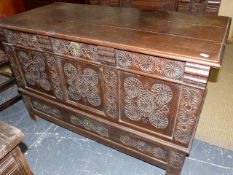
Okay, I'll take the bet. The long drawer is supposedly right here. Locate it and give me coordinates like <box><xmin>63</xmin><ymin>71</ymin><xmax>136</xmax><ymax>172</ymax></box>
<box><xmin>21</xmin><ymin>92</ymin><xmax>188</xmax><ymax>171</ymax></box>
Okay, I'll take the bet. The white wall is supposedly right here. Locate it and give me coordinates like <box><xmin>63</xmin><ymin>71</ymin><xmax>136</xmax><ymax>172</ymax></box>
<box><xmin>218</xmin><ymin>0</ymin><xmax>233</xmax><ymax>41</ymax></box>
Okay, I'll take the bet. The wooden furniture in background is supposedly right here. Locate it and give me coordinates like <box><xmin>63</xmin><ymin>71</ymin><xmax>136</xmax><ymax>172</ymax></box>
<box><xmin>88</xmin><ymin>0</ymin><xmax>222</xmax><ymax>16</ymax></box>
<box><xmin>23</xmin><ymin>0</ymin><xmax>86</xmax><ymax>10</ymax></box>
<box><xmin>0</xmin><ymin>3</ymin><xmax>230</xmax><ymax>174</ymax></box>
<box><xmin>0</xmin><ymin>47</ymin><xmax>21</xmax><ymax>111</ymax></box>
<box><xmin>0</xmin><ymin>121</ymin><xmax>32</xmax><ymax>175</ymax></box>
<box><xmin>0</xmin><ymin>0</ymin><xmax>24</xmax><ymax>16</ymax></box>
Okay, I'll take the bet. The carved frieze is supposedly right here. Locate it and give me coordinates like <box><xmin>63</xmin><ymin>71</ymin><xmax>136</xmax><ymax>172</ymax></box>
<box><xmin>70</xmin><ymin>115</ymin><xmax>109</xmax><ymax>137</ymax></box>
<box><xmin>103</xmin><ymin>69</ymin><xmax>118</xmax><ymax>119</ymax></box>
<box><xmin>173</xmin><ymin>86</ymin><xmax>203</xmax><ymax>144</ymax></box>
<box><xmin>17</xmin><ymin>50</ymin><xmax>51</xmax><ymax>91</ymax></box>
<box><xmin>116</xmin><ymin>50</ymin><xmax>185</xmax><ymax>80</ymax></box>
<box><xmin>63</xmin><ymin>62</ymin><xmax>101</xmax><ymax>107</ymax></box>
<box><xmin>32</xmin><ymin>101</ymin><xmax>62</xmax><ymax>119</ymax></box>
<box><xmin>123</xmin><ymin>77</ymin><xmax>173</xmax><ymax>129</ymax></box>
<box><xmin>3</xmin><ymin>29</ymin><xmax>52</xmax><ymax>51</ymax></box>
<box><xmin>51</xmin><ymin>38</ymin><xmax>116</xmax><ymax>65</ymax></box>
<box><xmin>120</xmin><ymin>135</ymin><xmax>166</xmax><ymax>160</ymax></box>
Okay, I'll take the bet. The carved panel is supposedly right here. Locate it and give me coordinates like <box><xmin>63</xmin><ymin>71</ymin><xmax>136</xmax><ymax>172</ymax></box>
<box><xmin>120</xmin><ymin>72</ymin><xmax>180</xmax><ymax>136</ymax></box>
<box><xmin>17</xmin><ymin>49</ymin><xmax>52</xmax><ymax>91</ymax></box>
<box><xmin>62</xmin><ymin>59</ymin><xmax>103</xmax><ymax>109</ymax></box>
<box><xmin>116</xmin><ymin>50</ymin><xmax>185</xmax><ymax>80</ymax></box>
<box><xmin>70</xmin><ymin>115</ymin><xmax>109</xmax><ymax>137</ymax></box>
<box><xmin>3</xmin><ymin>44</ymin><xmax>24</xmax><ymax>87</ymax></box>
<box><xmin>103</xmin><ymin>69</ymin><xmax>118</xmax><ymax>119</ymax></box>
<box><xmin>14</xmin><ymin>48</ymin><xmax>63</xmax><ymax>99</ymax></box>
<box><xmin>120</xmin><ymin>135</ymin><xmax>167</xmax><ymax>160</ymax></box>
<box><xmin>32</xmin><ymin>100</ymin><xmax>62</xmax><ymax>119</ymax></box>
<box><xmin>173</xmin><ymin>86</ymin><xmax>204</xmax><ymax>145</ymax></box>
<box><xmin>3</xmin><ymin>29</ymin><xmax>52</xmax><ymax>51</ymax></box>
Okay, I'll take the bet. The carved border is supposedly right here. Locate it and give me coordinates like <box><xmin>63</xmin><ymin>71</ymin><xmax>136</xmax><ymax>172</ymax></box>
<box><xmin>70</xmin><ymin>115</ymin><xmax>109</xmax><ymax>137</ymax></box>
<box><xmin>120</xmin><ymin>135</ymin><xmax>167</xmax><ymax>160</ymax></box>
<box><xmin>46</xmin><ymin>55</ymin><xmax>64</xmax><ymax>100</ymax></box>
<box><xmin>103</xmin><ymin>69</ymin><xmax>118</xmax><ymax>119</ymax></box>
<box><xmin>32</xmin><ymin>100</ymin><xmax>63</xmax><ymax>119</ymax></box>
<box><xmin>173</xmin><ymin>86</ymin><xmax>203</xmax><ymax>145</ymax></box>
<box><xmin>116</xmin><ymin>50</ymin><xmax>185</xmax><ymax>80</ymax></box>
<box><xmin>3</xmin><ymin>29</ymin><xmax>53</xmax><ymax>52</ymax></box>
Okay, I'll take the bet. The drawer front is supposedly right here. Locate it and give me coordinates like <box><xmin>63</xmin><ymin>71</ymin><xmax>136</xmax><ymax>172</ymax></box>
<box><xmin>27</xmin><ymin>95</ymin><xmax>169</xmax><ymax>164</ymax></box>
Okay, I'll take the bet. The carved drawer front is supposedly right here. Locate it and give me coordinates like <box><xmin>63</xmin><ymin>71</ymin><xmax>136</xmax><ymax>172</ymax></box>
<box><xmin>68</xmin><ymin>112</ymin><xmax>169</xmax><ymax>163</ymax></box>
<box><xmin>14</xmin><ymin>47</ymin><xmax>64</xmax><ymax>100</ymax></box>
<box><xmin>119</xmin><ymin>71</ymin><xmax>181</xmax><ymax>137</ymax></box>
<box><xmin>29</xmin><ymin>97</ymin><xmax>65</xmax><ymax>121</ymax></box>
<box><xmin>25</xmin><ymin>94</ymin><xmax>170</xmax><ymax>164</ymax></box>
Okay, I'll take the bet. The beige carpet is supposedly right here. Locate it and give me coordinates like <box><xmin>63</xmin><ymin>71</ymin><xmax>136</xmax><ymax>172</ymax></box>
<box><xmin>195</xmin><ymin>42</ymin><xmax>233</xmax><ymax>151</ymax></box>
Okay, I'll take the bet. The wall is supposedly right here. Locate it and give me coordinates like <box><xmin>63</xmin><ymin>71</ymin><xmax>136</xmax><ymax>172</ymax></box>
<box><xmin>219</xmin><ymin>0</ymin><xmax>233</xmax><ymax>41</ymax></box>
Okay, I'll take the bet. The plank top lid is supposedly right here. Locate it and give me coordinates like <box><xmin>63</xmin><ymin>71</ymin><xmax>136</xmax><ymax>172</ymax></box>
<box><xmin>0</xmin><ymin>2</ymin><xmax>231</xmax><ymax>67</ymax></box>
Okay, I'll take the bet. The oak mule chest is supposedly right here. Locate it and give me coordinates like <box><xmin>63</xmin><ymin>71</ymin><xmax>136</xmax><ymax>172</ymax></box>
<box><xmin>0</xmin><ymin>3</ymin><xmax>231</xmax><ymax>175</ymax></box>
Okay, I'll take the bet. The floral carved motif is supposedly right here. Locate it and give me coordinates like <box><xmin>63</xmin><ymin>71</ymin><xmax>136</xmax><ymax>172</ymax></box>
<box><xmin>103</xmin><ymin>69</ymin><xmax>118</xmax><ymax>119</ymax></box>
<box><xmin>63</xmin><ymin>63</ymin><xmax>101</xmax><ymax>107</ymax></box>
<box><xmin>116</xmin><ymin>50</ymin><xmax>185</xmax><ymax>79</ymax></box>
<box><xmin>174</xmin><ymin>87</ymin><xmax>202</xmax><ymax>144</ymax></box>
<box><xmin>123</xmin><ymin>77</ymin><xmax>173</xmax><ymax>129</ymax></box>
<box><xmin>70</xmin><ymin>115</ymin><xmax>108</xmax><ymax>137</ymax></box>
<box><xmin>46</xmin><ymin>55</ymin><xmax>63</xmax><ymax>100</ymax></box>
<box><xmin>3</xmin><ymin>29</ymin><xmax>52</xmax><ymax>51</ymax></box>
<box><xmin>18</xmin><ymin>50</ymin><xmax>51</xmax><ymax>91</ymax></box>
<box><xmin>51</xmin><ymin>38</ymin><xmax>99</xmax><ymax>60</ymax></box>
<box><xmin>120</xmin><ymin>135</ymin><xmax>166</xmax><ymax>160</ymax></box>
<box><xmin>32</xmin><ymin>101</ymin><xmax>62</xmax><ymax>119</ymax></box>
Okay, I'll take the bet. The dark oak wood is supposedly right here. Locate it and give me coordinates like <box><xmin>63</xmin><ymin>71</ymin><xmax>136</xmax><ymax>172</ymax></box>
<box><xmin>88</xmin><ymin>0</ymin><xmax>222</xmax><ymax>16</ymax></box>
<box><xmin>0</xmin><ymin>121</ymin><xmax>32</xmax><ymax>175</ymax></box>
<box><xmin>0</xmin><ymin>3</ymin><xmax>230</xmax><ymax>175</ymax></box>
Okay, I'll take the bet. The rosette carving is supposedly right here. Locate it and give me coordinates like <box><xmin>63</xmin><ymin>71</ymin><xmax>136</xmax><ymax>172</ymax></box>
<box><xmin>123</xmin><ymin>77</ymin><xmax>173</xmax><ymax>129</ymax></box>
<box><xmin>116</xmin><ymin>50</ymin><xmax>185</xmax><ymax>80</ymax></box>
<box><xmin>63</xmin><ymin>63</ymin><xmax>101</xmax><ymax>107</ymax></box>
<box><xmin>18</xmin><ymin>51</ymin><xmax>51</xmax><ymax>91</ymax></box>
<box><xmin>174</xmin><ymin>87</ymin><xmax>202</xmax><ymax>144</ymax></box>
